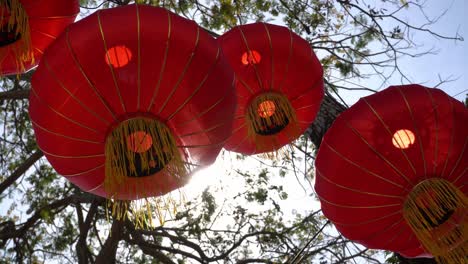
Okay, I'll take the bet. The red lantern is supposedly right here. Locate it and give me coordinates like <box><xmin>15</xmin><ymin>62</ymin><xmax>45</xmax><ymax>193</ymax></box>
<box><xmin>0</xmin><ymin>0</ymin><xmax>79</xmax><ymax>75</ymax></box>
<box><xmin>29</xmin><ymin>5</ymin><xmax>235</xmax><ymax>203</ymax></box>
<box><xmin>315</xmin><ymin>85</ymin><xmax>467</xmax><ymax>262</ymax></box>
<box><xmin>219</xmin><ymin>23</ymin><xmax>324</xmax><ymax>155</ymax></box>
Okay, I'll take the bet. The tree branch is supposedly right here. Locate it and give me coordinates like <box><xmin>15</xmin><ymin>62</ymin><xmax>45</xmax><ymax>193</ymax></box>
<box><xmin>0</xmin><ymin>89</ymin><xmax>30</xmax><ymax>101</ymax></box>
<box><xmin>0</xmin><ymin>149</ymin><xmax>43</xmax><ymax>195</ymax></box>
<box><xmin>95</xmin><ymin>220</ymin><xmax>124</xmax><ymax>264</ymax></box>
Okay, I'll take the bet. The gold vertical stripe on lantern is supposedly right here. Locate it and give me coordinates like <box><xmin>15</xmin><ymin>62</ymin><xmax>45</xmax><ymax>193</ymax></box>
<box><xmin>0</xmin><ymin>0</ymin><xmax>33</xmax><ymax>72</ymax></box>
<box><xmin>104</xmin><ymin>117</ymin><xmax>187</xmax><ymax>198</ymax></box>
<box><xmin>403</xmin><ymin>178</ymin><xmax>467</xmax><ymax>264</ymax></box>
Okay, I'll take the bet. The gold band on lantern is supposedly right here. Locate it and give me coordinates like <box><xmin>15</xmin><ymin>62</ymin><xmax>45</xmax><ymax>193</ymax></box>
<box><xmin>245</xmin><ymin>92</ymin><xmax>299</xmax><ymax>156</ymax></box>
<box><xmin>403</xmin><ymin>178</ymin><xmax>467</xmax><ymax>264</ymax></box>
<box><xmin>0</xmin><ymin>0</ymin><xmax>33</xmax><ymax>72</ymax></box>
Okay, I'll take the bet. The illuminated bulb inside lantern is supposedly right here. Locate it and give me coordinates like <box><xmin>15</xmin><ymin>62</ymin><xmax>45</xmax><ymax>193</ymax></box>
<box><xmin>105</xmin><ymin>45</ymin><xmax>132</xmax><ymax>68</ymax></box>
<box><xmin>257</xmin><ymin>100</ymin><xmax>276</xmax><ymax>118</ymax></box>
<box><xmin>241</xmin><ymin>50</ymin><xmax>261</xmax><ymax>65</ymax></box>
<box><xmin>392</xmin><ymin>129</ymin><xmax>415</xmax><ymax>149</ymax></box>
<box><xmin>126</xmin><ymin>131</ymin><xmax>153</xmax><ymax>153</ymax></box>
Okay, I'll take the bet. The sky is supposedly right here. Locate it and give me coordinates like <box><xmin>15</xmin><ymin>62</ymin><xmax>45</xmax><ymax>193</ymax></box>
<box><xmin>336</xmin><ymin>0</ymin><xmax>467</xmax><ymax>105</ymax></box>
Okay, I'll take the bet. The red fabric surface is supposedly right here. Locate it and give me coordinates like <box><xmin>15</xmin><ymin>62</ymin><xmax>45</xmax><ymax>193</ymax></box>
<box><xmin>0</xmin><ymin>0</ymin><xmax>79</xmax><ymax>75</ymax></box>
<box><xmin>29</xmin><ymin>4</ymin><xmax>235</xmax><ymax>200</ymax></box>
<box><xmin>219</xmin><ymin>23</ymin><xmax>324</xmax><ymax>154</ymax></box>
<box><xmin>315</xmin><ymin>84</ymin><xmax>468</xmax><ymax>257</ymax></box>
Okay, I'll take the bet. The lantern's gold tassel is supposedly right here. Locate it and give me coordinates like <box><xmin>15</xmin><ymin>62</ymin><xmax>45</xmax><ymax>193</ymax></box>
<box><xmin>104</xmin><ymin>118</ymin><xmax>187</xmax><ymax>227</ymax></box>
<box><xmin>245</xmin><ymin>92</ymin><xmax>299</xmax><ymax>157</ymax></box>
<box><xmin>0</xmin><ymin>0</ymin><xmax>33</xmax><ymax>73</ymax></box>
<box><xmin>403</xmin><ymin>178</ymin><xmax>467</xmax><ymax>264</ymax></box>
<box><xmin>107</xmin><ymin>190</ymin><xmax>187</xmax><ymax>229</ymax></box>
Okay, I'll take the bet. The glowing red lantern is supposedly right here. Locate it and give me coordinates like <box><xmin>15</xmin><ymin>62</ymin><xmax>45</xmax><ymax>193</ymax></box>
<box><xmin>29</xmin><ymin>5</ymin><xmax>235</xmax><ymax>202</ymax></box>
<box><xmin>315</xmin><ymin>85</ymin><xmax>467</xmax><ymax>262</ymax></box>
<box><xmin>219</xmin><ymin>23</ymin><xmax>324</xmax><ymax>155</ymax></box>
<box><xmin>0</xmin><ymin>0</ymin><xmax>79</xmax><ymax>75</ymax></box>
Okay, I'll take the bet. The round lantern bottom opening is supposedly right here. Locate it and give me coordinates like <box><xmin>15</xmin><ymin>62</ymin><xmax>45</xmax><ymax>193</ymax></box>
<box><xmin>254</xmin><ymin>115</ymin><xmax>289</xmax><ymax>136</ymax></box>
<box><xmin>0</xmin><ymin>24</ymin><xmax>21</xmax><ymax>47</ymax></box>
<box><xmin>418</xmin><ymin>206</ymin><xmax>454</xmax><ymax>228</ymax></box>
<box><xmin>247</xmin><ymin>93</ymin><xmax>294</xmax><ymax>137</ymax></box>
<box><xmin>125</xmin><ymin>151</ymin><xmax>173</xmax><ymax>178</ymax></box>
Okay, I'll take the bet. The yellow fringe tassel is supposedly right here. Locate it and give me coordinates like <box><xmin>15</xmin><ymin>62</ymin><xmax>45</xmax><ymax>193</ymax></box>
<box><xmin>107</xmin><ymin>189</ymin><xmax>187</xmax><ymax>229</ymax></box>
<box><xmin>104</xmin><ymin>117</ymin><xmax>188</xmax><ymax>226</ymax></box>
<box><xmin>246</xmin><ymin>92</ymin><xmax>299</xmax><ymax>156</ymax></box>
<box><xmin>403</xmin><ymin>178</ymin><xmax>467</xmax><ymax>264</ymax></box>
<box><xmin>0</xmin><ymin>0</ymin><xmax>33</xmax><ymax>73</ymax></box>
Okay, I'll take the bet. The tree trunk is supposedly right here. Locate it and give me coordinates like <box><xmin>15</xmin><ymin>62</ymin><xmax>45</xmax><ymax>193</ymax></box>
<box><xmin>95</xmin><ymin>220</ymin><xmax>123</xmax><ymax>264</ymax></box>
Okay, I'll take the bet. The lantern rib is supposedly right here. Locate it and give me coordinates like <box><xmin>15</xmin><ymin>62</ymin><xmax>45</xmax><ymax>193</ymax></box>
<box><xmin>424</xmin><ymin>88</ymin><xmax>439</xmax><ymax>176</ymax></box>
<box><xmin>147</xmin><ymin>10</ymin><xmax>171</xmax><ymax>112</ymax></box>
<box><xmin>361</xmin><ymin>98</ymin><xmax>417</xmax><ymax>176</ymax></box>
<box><xmin>179</xmin><ymin>121</ymin><xmax>229</xmax><ymax>138</ymax></box>
<box><xmin>447</xmin><ymin>138</ymin><xmax>467</xmax><ymax>181</ymax></box>
<box><xmin>167</xmin><ymin>46</ymin><xmax>221</xmax><ymax>121</ymax></box>
<box><xmin>399</xmin><ymin>229</ymin><xmax>415</xmax><ymax>251</ymax></box>
<box><xmin>156</xmin><ymin>25</ymin><xmax>200</xmax><ymax>115</ymax></box>
<box><xmin>30</xmin><ymin>119</ymin><xmax>102</xmax><ymax>144</ymax></box>
<box><xmin>349</xmin><ymin>217</ymin><xmax>407</xmax><ymax>251</ymax></box>
<box><xmin>328</xmin><ymin>210</ymin><xmax>400</xmax><ymax>226</ymax></box>
<box><xmin>294</xmin><ymin>104</ymin><xmax>320</xmax><ymax>111</ymax></box>
<box><xmin>230</xmin><ymin>120</ymin><xmax>246</xmax><ymax>134</ymax></box>
<box><xmin>238</xmin><ymin>26</ymin><xmax>264</xmax><ymax>91</ymax></box>
<box><xmin>316</xmin><ymin>193</ymin><xmax>401</xmax><ymax>209</ymax></box>
<box><xmin>86</xmin><ymin>182</ymin><xmax>103</xmax><ymax>193</ymax></box>
<box><xmin>65</xmin><ymin>28</ymin><xmax>117</xmax><ymax>120</ymax></box>
<box><xmin>397</xmin><ymin>87</ymin><xmax>428</xmax><ymax>179</ymax></box>
<box><xmin>228</xmin><ymin>133</ymin><xmax>252</xmax><ymax>153</ymax></box>
<box><xmin>290</xmin><ymin>90</ymin><xmax>313</xmax><ymax>102</ymax></box>
<box><xmin>345</xmin><ymin>121</ymin><xmax>415</xmax><ymax>187</ymax></box>
<box><xmin>323</xmin><ymin>142</ymin><xmax>407</xmax><ymax>189</ymax></box>
<box><xmin>30</xmin><ymin>28</ymin><xmax>56</xmax><ymax>39</ymax></box>
<box><xmin>136</xmin><ymin>4</ymin><xmax>141</xmax><ymax>110</ymax></box>
<box><xmin>33</xmin><ymin>47</ymin><xmax>44</xmax><ymax>54</ymax></box>
<box><xmin>453</xmin><ymin>167</ymin><xmax>467</xmax><ymax>185</ymax></box>
<box><xmin>39</xmin><ymin>147</ymin><xmax>104</xmax><ymax>159</ymax></box>
<box><xmin>42</xmin><ymin>59</ymin><xmax>112</xmax><ymax>126</ymax></box>
<box><xmin>236</xmin><ymin>75</ymin><xmax>256</xmax><ymax>95</ymax></box>
<box><xmin>277</xmin><ymin>29</ymin><xmax>293</xmax><ymax>93</ymax></box>
<box><xmin>97</xmin><ymin>11</ymin><xmax>126</xmax><ymax>113</ymax></box>
<box><xmin>262</xmin><ymin>23</ymin><xmax>274</xmax><ymax>91</ymax></box>
<box><xmin>173</xmin><ymin>85</ymin><xmax>234</xmax><ymax>126</ymax></box>
<box><xmin>178</xmin><ymin>141</ymin><xmax>225</xmax><ymax>149</ymax></box>
<box><xmin>29</xmin><ymin>14</ymin><xmax>80</xmax><ymax>20</ymax></box>
<box><xmin>61</xmin><ymin>164</ymin><xmax>105</xmax><ymax>177</ymax></box>
<box><xmin>315</xmin><ymin>169</ymin><xmax>404</xmax><ymax>199</ymax></box>
<box><xmin>440</xmin><ymin>95</ymin><xmax>456</xmax><ymax>178</ymax></box>
<box><xmin>378</xmin><ymin>220</ymin><xmax>411</xmax><ymax>250</ymax></box>
<box><xmin>30</xmin><ymin>89</ymin><xmax>101</xmax><ymax>133</ymax></box>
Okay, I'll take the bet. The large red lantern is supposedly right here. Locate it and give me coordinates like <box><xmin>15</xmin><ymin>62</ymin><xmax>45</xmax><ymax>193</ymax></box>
<box><xmin>219</xmin><ymin>23</ymin><xmax>324</xmax><ymax>155</ymax></box>
<box><xmin>315</xmin><ymin>85</ymin><xmax>467</xmax><ymax>263</ymax></box>
<box><xmin>0</xmin><ymin>0</ymin><xmax>79</xmax><ymax>75</ymax></box>
<box><xmin>29</xmin><ymin>5</ymin><xmax>235</xmax><ymax>205</ymax></box>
